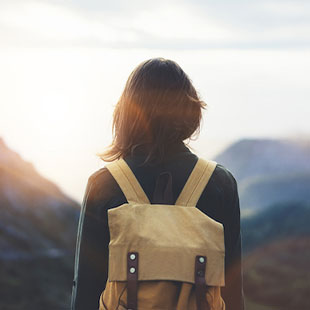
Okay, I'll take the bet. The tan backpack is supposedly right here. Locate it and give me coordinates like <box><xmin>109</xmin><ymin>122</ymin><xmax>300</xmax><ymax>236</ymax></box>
<box><xmin>99</xmin><ymin>158</ymin><xmax>225</xmax><ymax>310</ymax></box>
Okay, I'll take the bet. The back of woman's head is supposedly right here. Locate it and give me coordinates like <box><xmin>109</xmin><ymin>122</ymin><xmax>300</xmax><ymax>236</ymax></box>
<box><xmin>99</xmin><ymin>57</ymin><xmax>206</xmax><ymax>164</ymax></box>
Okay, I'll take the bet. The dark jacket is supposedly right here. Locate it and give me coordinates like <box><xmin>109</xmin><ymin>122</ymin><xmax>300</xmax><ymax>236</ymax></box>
<box><xmin>71</xmin><ymin>143</ymin><xmax>245</xmax><ymax>310</ymax></box>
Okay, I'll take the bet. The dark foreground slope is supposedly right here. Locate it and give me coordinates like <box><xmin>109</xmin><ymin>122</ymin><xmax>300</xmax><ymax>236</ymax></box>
<box><xmin>0</xmin><ymin>138</ymin><xmax>80</xmax><ymax>310</ymax></box>
<box><xmin>242</xmin><ymin>202</ymin><xmax>310</xmax><ymax>310</ymax></box>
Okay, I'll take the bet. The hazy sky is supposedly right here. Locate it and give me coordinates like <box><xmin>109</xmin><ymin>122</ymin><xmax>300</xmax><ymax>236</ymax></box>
<box><xmin>0</xmin><ymin>0</ymin><xmax>309</xmax><ymax>202</ymax></box>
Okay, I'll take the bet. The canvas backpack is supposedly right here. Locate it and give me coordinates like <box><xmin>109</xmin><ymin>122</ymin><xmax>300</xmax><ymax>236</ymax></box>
<box><xmin>99</xmin><ymin>158</ymin><xmax>225</xmax><ymax>310</ymax></box>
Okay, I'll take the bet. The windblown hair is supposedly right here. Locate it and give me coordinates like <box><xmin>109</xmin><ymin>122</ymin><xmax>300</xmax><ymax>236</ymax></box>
<box><xmin>98</xmin><ymin>57</ymin><xmax>206</xmax><ymax>164</ymax></box>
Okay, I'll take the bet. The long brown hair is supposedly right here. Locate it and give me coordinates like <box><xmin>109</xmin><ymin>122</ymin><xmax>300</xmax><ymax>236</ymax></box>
<box><xmin>97</xmin><ymin>57</ymin><xmax>206</xmax><ymax>164</ymax></box>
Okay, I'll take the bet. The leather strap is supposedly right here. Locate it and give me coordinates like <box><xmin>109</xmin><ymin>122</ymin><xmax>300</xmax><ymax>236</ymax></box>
<box><xmin>127</xmin><ymin>252</ymin><xmax>139</xmax><ymax>310</ymax></box>
<box><xmin>195</xmin><ymin>255</ymin><xmax>209</xmax><ymax>310</ymax></box>
<box><xmin>175</xmin><ymin>158</ymin><xmax>217</xmax><ymax>207</ymax></box>
<box><xmin>106</xmin><ymin>159</ymin><xmax>150</xmax><ymax>204</ymax></box>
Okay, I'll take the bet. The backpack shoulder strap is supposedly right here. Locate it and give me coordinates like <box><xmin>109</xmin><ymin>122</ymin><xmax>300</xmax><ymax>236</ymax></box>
<box><xmin>106</xmin><ymin>159</ymin><xmax>150</xmax><ymax>204</ymax></box>
<box><xmin>175</xmin><ymin>158</ymin><xmax>217</xmax><ymax>207</ymax></box>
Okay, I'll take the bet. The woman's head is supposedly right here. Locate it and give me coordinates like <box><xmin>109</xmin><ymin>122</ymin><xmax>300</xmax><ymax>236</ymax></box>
<box><xmin>99</xmin><ymin>57</ymin><xmax>206</xmax><ymax>163</ymax></box>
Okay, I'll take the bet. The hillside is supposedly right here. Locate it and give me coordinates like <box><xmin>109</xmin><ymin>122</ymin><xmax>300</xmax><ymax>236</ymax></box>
<box><xmin>242</xmin><ymin>201</ymin><xmax>310</xmax><ymax>310</ymax></box>
<box><xmin>214</xmin><ymin>138</ymin><xmax>310</xmax><ymax>213</ymax></box>
<box><xmin>0</xmin><ymin>137</ymin><xmax>80</xmax><ymax>309</ymax></box>
<box><xmin>215</xmin><ymin>138</ymin><xmax>310</xmax><ymax>309</ymax></box>
<box><xmin>214</xmin><ymin>138</ymin><xmax>310</xmax><ymax>182</ymax></box>
<box><xmin>241</xmin><ymin>201</ymin><xmax>310</xmax><ymax>253</ymax></box>
<box><xmin>239</xmin><ymin>173</ymin><xmax>310</xmax><ymax>211</ymax></box>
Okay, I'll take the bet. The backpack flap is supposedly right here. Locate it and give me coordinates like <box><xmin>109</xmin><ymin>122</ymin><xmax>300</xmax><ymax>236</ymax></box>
<box><xmin>108</xmin><ymin>203</ymin><xmax>225</xmax><ymax>286</ymax></box>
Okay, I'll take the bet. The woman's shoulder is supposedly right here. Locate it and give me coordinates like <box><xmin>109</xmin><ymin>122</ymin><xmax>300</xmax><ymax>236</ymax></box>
<box><xmin>84</xmin><ymin>160</ymin><xmax>238</xmax><ymax>207</ymax></box>
<box><xmin>196</xmin><ymin>161</ymin><xmax>240</xmax><ymax>223</ymax></box>
<box><xmin>211</xmin><ymin>162</ymin><xmax>238</xmax><ymax>198</ymax></box>
<box><xmin>87</xmin><ymin>160</ymin><xmax>238</xmax><ymax>189</ymax></box>
<box><xmin>87</xmin><ymin>166</ymin><xmax>110</xmax><ymax>185</ymax></box>
<box><xmin>214</xmin><ymin>162</ymin><xmax>237</xmax><ymax>184</ymax></box>
<box><xmin>83</xmin><ymin>166</ymin><xmax>122</xmax><ymax>206</ymax></box>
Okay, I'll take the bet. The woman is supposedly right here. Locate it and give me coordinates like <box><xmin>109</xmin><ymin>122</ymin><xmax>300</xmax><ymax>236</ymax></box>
<box><xmin>71</xmin><ymin>58</ymin><xmax>245</xmax><ymax>310</ymax></box>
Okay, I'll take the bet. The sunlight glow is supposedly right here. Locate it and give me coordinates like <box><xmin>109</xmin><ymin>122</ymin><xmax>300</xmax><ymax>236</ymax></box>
<box><xmin>35</xmin><ymin>94</ymin><xmax>71</xmax><ymax>137</ymax></box>
<box><xmin>0</xmin><ymin>0</ymin><xmax>309</xmax><ymax>201</ymax></box>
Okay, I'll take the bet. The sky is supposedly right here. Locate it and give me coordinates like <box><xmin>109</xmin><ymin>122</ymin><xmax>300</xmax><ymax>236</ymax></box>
<box><xmin>0</xmin><ymin>0</ymin><xmax>309</xmax><ymax>202</ymax></box>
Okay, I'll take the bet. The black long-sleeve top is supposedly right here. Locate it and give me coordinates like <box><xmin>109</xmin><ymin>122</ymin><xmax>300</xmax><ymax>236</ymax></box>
<box><xmin>71</xmin><ymin>143</ymin><xmax>245</xmax><ymax>310</ymax></box>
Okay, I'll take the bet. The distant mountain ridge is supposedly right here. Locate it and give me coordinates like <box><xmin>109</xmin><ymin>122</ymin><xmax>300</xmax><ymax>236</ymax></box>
<box><xmin>214</xmin><ymin>138</ymin><xmax>310</xmax><ymax>213</ymax></box>
<box><xmin>0</xmin><ymin>137</ymin><xmax>80</xmax><ymax>260</ymax></box>
<box><xmin>214</xmin><ymin>138</ymin><xmax>310</xmax><ymax>181</ymax></box>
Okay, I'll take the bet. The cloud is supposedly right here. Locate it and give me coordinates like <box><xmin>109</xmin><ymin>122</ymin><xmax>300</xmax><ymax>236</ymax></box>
<box><xmin>0</xmin><ymin>0</ymin><xmax>309</xmax><ymax>49</ymax></box>
<box><xmin>0</xmin><ymin>0</ymin><xmax>138</xmax><ymax>47</ymax></box>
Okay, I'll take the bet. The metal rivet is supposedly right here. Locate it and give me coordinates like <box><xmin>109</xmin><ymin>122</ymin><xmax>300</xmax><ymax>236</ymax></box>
<box><xmin>129</xmin><ymin>267</ymin><xmax>136</xmax><ymax>274</ymax></box>
<box><xmin>197</xmin><ymin>270</ymin><xmax>204</xmax><ymax>277</ymax></box>
<box><xmin>130</xmin><ymin>253</ymin><xmax>136</xmax><ymax>260</ymax></box>
<box><xmin>199</xmin><ymin>257</ymin><xmax>205</xmax><ymax>263</ymax></box>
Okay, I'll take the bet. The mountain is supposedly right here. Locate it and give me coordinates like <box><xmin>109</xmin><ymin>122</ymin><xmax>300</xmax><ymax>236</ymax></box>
<box><xmin>0</xmin><ymin>137</ymin><xmax>80</xmax><ymax>259</ymax></box>
<box><xmin>214</xmin><ymin>138</ymin><xmax>310</xmax><ymax>309</ymax></box>
<box><xmin>241</xmin><ymin>201</ymin><xmax>310</xmax><ymax>253</ymax></box>
<box><xmin>214</xmin><ymin>138</ymin><xmax>310</xmax><ymax>213</ymax></box>
<box><xmin>239</xmin><ymin>173</ymin><xmax>310</xmax><ymax>212</ymax></box>
<box><xmin>0</xmin><ymin>137</ymin><xmax>80</xmax><ymax>309</ymax></box>
<box><xmin>214</xmin><ymin>138</ymin><xmax>310</xmax><ymax>182</ymax></box>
